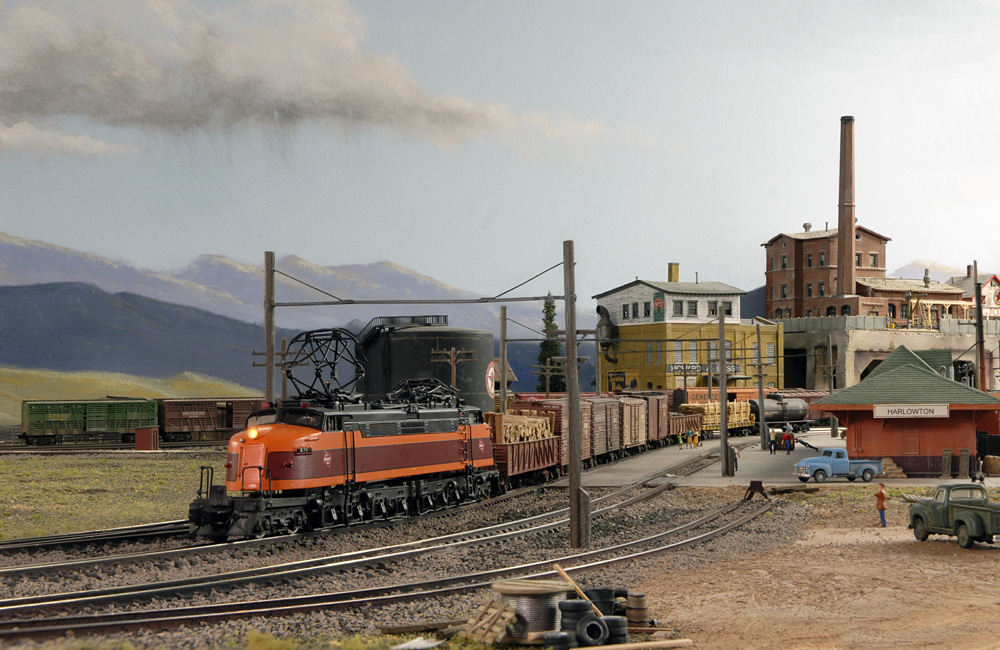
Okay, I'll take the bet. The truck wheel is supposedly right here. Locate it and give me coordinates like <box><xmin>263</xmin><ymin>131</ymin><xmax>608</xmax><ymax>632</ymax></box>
<box><xmin>800</xmin><ymin>424</ymin><xmax>810</xmax><ymax>432</ymax></box>
<box><xmin>957</xmin><ymin>523</ymin><xmax>975</xmax><ymax>549</ymax></box>
<box><xmin>813</xmin><ymin>469</ymin><xmax>827</xmax><ymax>483</ymax></box>
<box><xmin>861</xmin><ymin>469</ymin><xmax>874</xmax><ymax>482</ymax></box>
<box><xmin>912</xmin><ymin>517</ymin><xmax>929</xmax><ymax>542</ymax></box>
<box><xmin>798</xmin><ymin>477</ymin><xmax>809</xmax><ymax>483</ymax></box>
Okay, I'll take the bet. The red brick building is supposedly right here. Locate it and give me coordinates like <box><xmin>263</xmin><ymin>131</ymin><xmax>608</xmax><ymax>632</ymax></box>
<box><xmin>815</xmin><ymin>346</ymin><xmax>1000</xmax><ymax>477</ymax></box>
<box><xmin>762</xmin><ymin>224</ymin><xmax>891</xmax><ymax>319</ymax></box>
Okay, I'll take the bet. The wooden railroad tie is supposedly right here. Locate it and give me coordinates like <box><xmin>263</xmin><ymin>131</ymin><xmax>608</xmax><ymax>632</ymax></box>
<box><xmin>462</xmin><ymin>596</ymin><xmax>518</xmax><ymax>644</ymax></box>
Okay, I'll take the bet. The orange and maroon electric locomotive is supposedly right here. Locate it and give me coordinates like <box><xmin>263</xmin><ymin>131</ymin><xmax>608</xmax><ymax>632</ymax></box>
<box><xmin>188</xmin><ymin>329</ymin><xmax>499</xmax><ymax>540</ymax></box>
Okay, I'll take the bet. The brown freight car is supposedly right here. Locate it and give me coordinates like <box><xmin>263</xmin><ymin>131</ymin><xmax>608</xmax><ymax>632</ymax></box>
<box><xmin>618</xmin><ymin>396</ymin><xmax>648</xmax><ymax>452</ymax></box>
<box><xmin>586</xmin><ymin>397</ymin><xmax>621</xmax><ymax>461</ymax></box>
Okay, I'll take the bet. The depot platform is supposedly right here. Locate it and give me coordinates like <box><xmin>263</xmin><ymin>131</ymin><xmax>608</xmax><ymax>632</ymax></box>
<box><xmin>552</xmin><ymin>428</ymin><xmax>995</xmax><ymax>490</ymax></box>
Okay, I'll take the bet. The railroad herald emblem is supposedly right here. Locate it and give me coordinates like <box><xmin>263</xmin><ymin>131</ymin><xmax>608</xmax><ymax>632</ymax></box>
<box><xmin>323</xmin><ymin>450</ymin><xmax>332</xmax><ymax>468</ymax></box>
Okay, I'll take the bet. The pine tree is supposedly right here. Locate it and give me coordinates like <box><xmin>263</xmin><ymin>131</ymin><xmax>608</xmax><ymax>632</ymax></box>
<box><xmin>536</xmin><ymin>294</ymin><xmax>566</xmax><ymax>393</ymax></box>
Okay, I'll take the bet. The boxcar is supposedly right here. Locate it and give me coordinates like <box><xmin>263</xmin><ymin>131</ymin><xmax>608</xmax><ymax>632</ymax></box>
<box><xmin>157</xmin><ymin>397</ymin><xmax>265</xmax><ymax>442</ymax></box>
<box><xmin>618</xmin><ymin>396</ymin><xmax>648</xmax><ymax>451</ymax></box>
<box><xmin>20</xmin><ymin>398</ymin><xmax>157</xmax><ymax>445</ymax></box>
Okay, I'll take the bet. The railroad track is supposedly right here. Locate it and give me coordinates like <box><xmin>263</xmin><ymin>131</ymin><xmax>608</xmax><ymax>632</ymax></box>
<box><xmin>0</xmin><ymin>497</ymin><xmax>771</xmax><ymax>642</ymax></box>
<box><xmin>0</xmin><ymin>456</ymin><xmax>678</xmax><ymax>581</ymax></box>
<box><xmin>0</xmin><ymin>520</ymin><xmax>193</xmax><ymax>554</ymax></box>
<box><xmin>0</xmin><ymin>440</ymin><xmax>225</xmax><ymax>453</ymax></box>
<box><xmin>0</xmin><ymin>444</ymin><xmax>739</xmax><ymax>642</ymax></box>
<box><xmin>0</xmin><ymin>437</ymin><xmax>709</xmax><ymax>558</ymax></box>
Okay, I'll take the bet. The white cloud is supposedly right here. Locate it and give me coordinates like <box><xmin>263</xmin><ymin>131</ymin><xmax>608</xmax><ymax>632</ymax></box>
<box><xmin>0</xmin><ymin>0</ymin><xmax>607</xmax><ymax>156</ymax></box>
<box><xmin>0</xmin><ymin>121</ymin><xmax>139</xmax><ymax>157</ymax></box>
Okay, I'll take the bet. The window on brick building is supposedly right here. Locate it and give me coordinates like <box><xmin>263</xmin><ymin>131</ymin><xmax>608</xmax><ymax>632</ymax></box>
<box><xmin>780</xmin><ymin>285</ymin><xmax>787</xmax><ymax>299</ymax></box>
<box><xmin>781</xmin><ymin>255</ymin><xmax>787</xmax><ymax>269</ymax></box>
<box><xmin>819</xmin><ymin>251</ymin><xmax>826</xmax><ymax>266</ymax></box>
<box><xmin>855</xmin><ymin>253</ymin><xmax>862</xmax><ymax>267</ymax></box>
<box><xmin>842</xmin><ymin>305</ymin><xmax>851</xmax><ymax>315</ymax></box>
<box><xmin>806</xmin><ymin>284</ymin><xmax>813</xmax><ymax>297</ymax></box>
<box><xmin>819</xmin><ymin>282</ymin><xmax>825</xmax><ymax>296</ymax></box>
<box><xmin>826</xmin><ymin>306</ymin><xmax>836</xmax><ymax>316</ymax></box>
<box><xmin>806</xmin><ymin>253</ymin><xmax>813</xmax><ymax>268</ymax></box>
<box><xmin>806</xmin><ymin>309</ymin><xmax>813</xmax><ymax>317</ymax></box>
<box><xmin>870</xmin><ymin>253</ymin><xmax>878</xmax><ymax>267</ymax></box>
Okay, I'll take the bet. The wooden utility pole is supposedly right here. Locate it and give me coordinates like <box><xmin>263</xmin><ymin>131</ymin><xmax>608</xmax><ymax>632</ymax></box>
<box><xmin>530</xmin><ymin>359</ymin><xmax>563</xmax><ymax>397</ymax></box>
<box><xmin>719</xmin><ymin>311</ymin><xmax>731</xmax><ymax>477</ymax></box>
<box><xmin>264</xmin><ymin>251</ymin><xmax>275</xmax><ymax>403</ymax></box>
<box><xmin>564</xmin><ymin>240</ymin><xmax>588</xmax><ymax>549</ymax></box>
<box><xmin>431</xmin><ymin>347</ymin><xmax>477</xmax><ymax>387</ymax></box>
<box><xmin>975</xmin><ymin>261</ymin><xmax>988</xmax><ymax>390</ymax></box>
<box><xmin>753</xmin><ymin>324</ymin><xmax>767</xmax><ymax>450</ymax></box>
<box><xmin>500</xmin><ymin>306</ymin><xmax>508</xmax><ymax>413</ymax></box>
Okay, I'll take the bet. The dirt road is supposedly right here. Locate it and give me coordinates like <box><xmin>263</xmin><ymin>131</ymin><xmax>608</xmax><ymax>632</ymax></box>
<box><xmin>640</xmin><ymin>487</ymin><xmax>1000</xmax><ymax>650</ymax></box>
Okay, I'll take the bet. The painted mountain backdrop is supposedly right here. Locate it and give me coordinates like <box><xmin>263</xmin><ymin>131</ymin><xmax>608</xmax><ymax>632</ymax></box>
<box><xmin>0</xmin><ymin>232</ymin><xmax>554</xmax><ymax>334</ymax></box>
<box><xmin>0</xmin><ymin>233</ymin><xmax>588</xmax><ymax>400</ymax></box>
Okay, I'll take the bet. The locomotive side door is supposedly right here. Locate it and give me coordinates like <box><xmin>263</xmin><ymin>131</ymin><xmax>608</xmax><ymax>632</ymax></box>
<box><xmin>343</xmin><ymin>423</ymin><xmax>359</xmax><ymax>484</ymax></box>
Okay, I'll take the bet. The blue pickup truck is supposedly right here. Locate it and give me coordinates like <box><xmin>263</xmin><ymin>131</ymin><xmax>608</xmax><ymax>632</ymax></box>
<box><xmin>794</xmin><ymin>448</ymin><xmax>883</xmax><ymax>483</ymax></box>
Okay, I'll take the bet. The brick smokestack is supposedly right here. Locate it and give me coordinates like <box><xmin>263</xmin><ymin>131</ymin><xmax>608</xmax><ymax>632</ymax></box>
<box><xmin>837</xmin><ymin>116</ymin><xmax>856</xmax><ymax>296</ymax></box>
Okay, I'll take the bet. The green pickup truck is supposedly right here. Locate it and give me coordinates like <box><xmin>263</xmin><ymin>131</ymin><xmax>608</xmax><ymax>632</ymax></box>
<box><xmin>909</xmin><ymin>483</ymin><xmax>1000</xmax><ymax>549</ymax></box>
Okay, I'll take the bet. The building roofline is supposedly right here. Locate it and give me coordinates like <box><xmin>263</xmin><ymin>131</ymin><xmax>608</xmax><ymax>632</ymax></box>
<box><xmin>761</xmin><ymin>225</ymin><xmax>892</xmax><ymax>247</ymax></box>
<box><xmin>593</xmin><ymin>279</ymin><xmax>746</xmax><ymax>300</ymax></box>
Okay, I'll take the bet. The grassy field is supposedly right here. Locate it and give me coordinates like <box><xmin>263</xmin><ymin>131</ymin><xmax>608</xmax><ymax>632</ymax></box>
<box><xmin>0</xmin><ymin>365</ymin><xmax>261</xmax><ymax>426</ymax></box>
<box><xmin>0</xmin><ymin>453</ymin><xmax>226</xmax><ymax>539</ymax></box>
<box><xmin>0</xmin><ymin>453</ymin><xmax>469</xmax><ymax>650</ymax></box>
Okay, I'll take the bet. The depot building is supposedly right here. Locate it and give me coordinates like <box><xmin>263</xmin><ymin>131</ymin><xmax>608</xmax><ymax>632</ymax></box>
<box><xmin>814</xmin><ymin>345</ymin><xmax>1000</xmax><ymax>477</ymax></box>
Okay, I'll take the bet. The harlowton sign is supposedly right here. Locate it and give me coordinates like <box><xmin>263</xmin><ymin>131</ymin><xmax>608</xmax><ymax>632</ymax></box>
<box><xmin>873</xmin><ymin>404</ymin><xmax>950</xmax><ymax>418</ymax></box>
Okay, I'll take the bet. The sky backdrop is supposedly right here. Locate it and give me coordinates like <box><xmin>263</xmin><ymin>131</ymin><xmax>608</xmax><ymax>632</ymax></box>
<box><xmin>2</xmin><ymin>0</ymin><xmax>999</xmax><ymax>312</ymax></box>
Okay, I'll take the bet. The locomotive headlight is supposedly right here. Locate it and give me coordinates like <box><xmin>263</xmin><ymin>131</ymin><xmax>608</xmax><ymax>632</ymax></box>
<box><xmin>247</xmin><ymin>426</ymin><xmax>260</xmax><ymax>440</ymax></box>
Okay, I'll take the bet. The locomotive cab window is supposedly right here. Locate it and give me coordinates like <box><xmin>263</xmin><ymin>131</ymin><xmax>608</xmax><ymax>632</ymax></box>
<box><xmin>247</xmin><ymin>410</ymin><xmax>278</xmax><ymax>427</ymax></box>
<box><xmin>280</xmin><ymin>410</ymin><xmax>324</xmax><ymax>429</ymax></box>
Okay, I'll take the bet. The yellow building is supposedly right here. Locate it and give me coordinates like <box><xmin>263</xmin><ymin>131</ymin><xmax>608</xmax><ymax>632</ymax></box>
<box><xmin>593</xmin><ymin>265</ymin><xmax>783</xmax><ymax>392</ymax></box>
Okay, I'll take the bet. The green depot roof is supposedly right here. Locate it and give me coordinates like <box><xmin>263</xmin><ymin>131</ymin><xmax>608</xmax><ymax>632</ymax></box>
<box><xmin>865</xmin><ymin>345</ymin><xmax>952</xmax><ymax>380</ymax></box>
<box><xmin>816</xmin><ymin>362</ymin><xmax>1000</xmax><ymax>407</ymax></box>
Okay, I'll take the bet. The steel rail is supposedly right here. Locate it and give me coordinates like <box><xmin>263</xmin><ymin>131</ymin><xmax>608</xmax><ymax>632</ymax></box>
<box><xmin>0</xmin><ymin>521</ymin><xmax>192</xmax><ymax>553</ymax></box>
<box><xmin>0</xmin><ymin>476</ymin><xmax>679</xmax><ymax>613</ymax></box>
<box><xmin>0</xmin><ymin>500</ymin><xmax>770</xmax><ymax>641</ymax></box>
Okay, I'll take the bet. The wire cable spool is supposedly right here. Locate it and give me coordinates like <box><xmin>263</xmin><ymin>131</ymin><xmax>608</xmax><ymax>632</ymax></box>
<box><xmin>492</xmin><ymin>578</ymin><xmax>570</xmax><ymax>639</ymax></box>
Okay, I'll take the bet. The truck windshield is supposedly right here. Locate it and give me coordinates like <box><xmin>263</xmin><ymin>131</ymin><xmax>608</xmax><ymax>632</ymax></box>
<box><xmin>951</xmin><ymin>487</ymin><xmax>987</xmax><ymax>500</ymax></box>
<box><xmin>822</xmin><ymin>450</ymin><xmax>833</xmax><ymax>457</ymax></box>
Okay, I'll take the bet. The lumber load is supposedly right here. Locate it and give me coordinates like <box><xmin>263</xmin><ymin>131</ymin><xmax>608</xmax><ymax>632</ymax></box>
<box><xmin>484</xmin><ymin>410</ymin><xmax>556</xmax><ymax>444</ymax></box>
